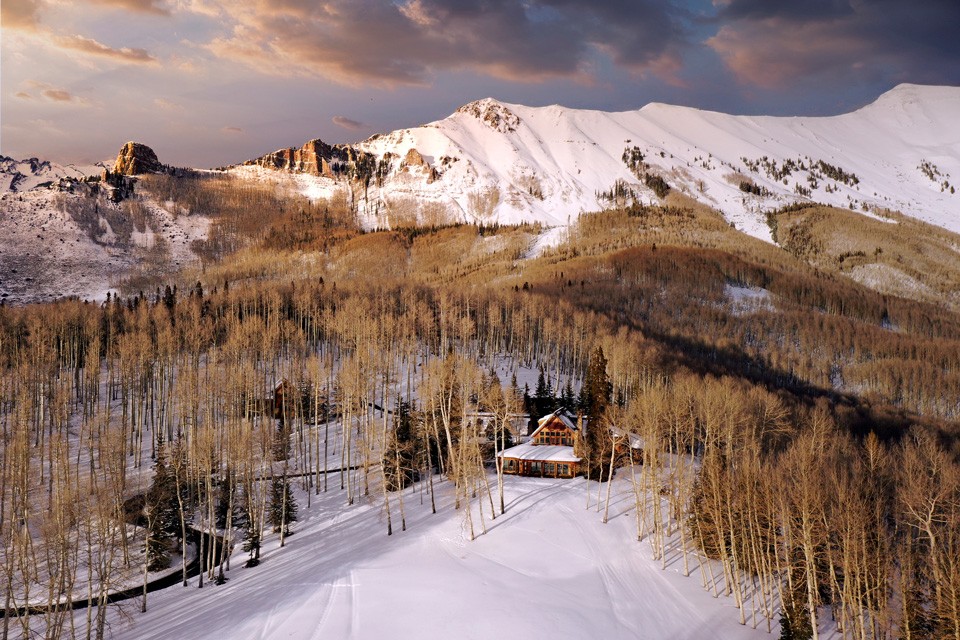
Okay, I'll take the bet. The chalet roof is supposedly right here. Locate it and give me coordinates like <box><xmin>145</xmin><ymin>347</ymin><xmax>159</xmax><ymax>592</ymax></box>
<box><xmin>611</xmin><ymin>426</ymin><xmax>644</xmax><ymax>450</ymax></box>
<box><xmin>536</xmin><ymin>409</ymin><xmax>579</xmax><ymax>431</ymax></box>
<box><xmin>497</xmin><ymin>443</ymin><xmax>581</xmax><ymax>463</ymax></box>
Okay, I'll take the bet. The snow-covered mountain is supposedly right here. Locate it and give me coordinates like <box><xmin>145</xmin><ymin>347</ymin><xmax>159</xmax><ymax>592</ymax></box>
<box><xmin>0</xmin><ymin>156</ymin><xmax>104</xmax><ymax>193</ymax></box>
<box><xmin>0</xmin><ymin>148</ymin><xmax>207</xmax><ymax>304</ymax></box>
<box><xmin>238</xmin><ymin>83</ymin><xmax>960</xmax><ymax>242</ymax></box>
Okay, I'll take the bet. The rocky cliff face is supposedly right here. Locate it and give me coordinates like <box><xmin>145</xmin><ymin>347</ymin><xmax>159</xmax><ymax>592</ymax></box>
<box><xmin>243</xmin><ymin>138</ymin><xmax>382</xmax><ymax>179</ymax></box>
<box><xmin>112</xmin><ymin>142</ymin><xmax>162</xmax><ymax>175</ymax></box>
<box><xmin>246</xmin><ymin>139</ymin><xmax>342</xmax><ymax>177</ymax></box>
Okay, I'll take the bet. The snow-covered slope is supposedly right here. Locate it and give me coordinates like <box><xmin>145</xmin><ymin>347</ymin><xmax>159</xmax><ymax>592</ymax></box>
<box><xmin>97</xmin><ymin>474</ymin><xmax>778</xmax><ymax>640</ymax></box>
<box><xmin>0</xmin><ymin>186</ymin><xmax>208</xmax><ymax>304</ymax></box>
<box><xmin>240</xmin><ymin>84</ymin><xmax>960</xmax><ymax>242</ymax></box>
<box><xmin>0</xmin><ymin>156</ymin><xmax>105</xmax><ymax>193</ymax></box>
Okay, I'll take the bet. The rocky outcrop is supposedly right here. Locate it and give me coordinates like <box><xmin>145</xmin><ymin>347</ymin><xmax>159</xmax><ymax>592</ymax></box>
<box><xmin>402</xmin><ymin>148</ymin><xmax>428</xmax><ymax>168</ymax></box>
<box><xmin>456</xmin><ymin>99</ymin><xmax>520</xmax><ymax>134</ymax></box>
<box><xmin>243</xmin><ymin>138</ymin><xmax>384</xmax><ymax>184</ymax></box>
<box><xmin>400</xmin><ymin>148</ymin><xmax>440</xmax><ymax>183</ymax></box>
<box><xmin>245</xmin><ymin>139</ymin><xmax>352</xmax><ymax>177</ymax></box>
<box><xmin>112</xmin><ymin>142</ymin><xmax>162</xmax><ymax>176</ymax></box>
<box><xmin>99</xmin><ymin>169</ymin><xmax>135</xmax><ymax>202</ymax></box>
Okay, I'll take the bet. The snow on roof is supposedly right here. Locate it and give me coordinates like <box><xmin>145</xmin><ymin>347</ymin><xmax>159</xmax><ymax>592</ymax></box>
<box><xmin>497</xmin><ymin>443</ymin><xmax>581</xmax><ymax>463</ymax></box>
<box><xmin>536</xmin><ymin>409</ymin><xmax>578</xmax><ymax>431</ymax></box>
<box><xmin>611</xmin><ymin>427</ymin><xmax>644</xmax><ymax>450</ymax></box>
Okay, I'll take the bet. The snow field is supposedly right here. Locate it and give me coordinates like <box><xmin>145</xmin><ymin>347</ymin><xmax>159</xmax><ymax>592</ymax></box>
<box><xmin>95</xmin><ymin>467</ymin><xmax>787</xmax><ymax>640</ymax></box>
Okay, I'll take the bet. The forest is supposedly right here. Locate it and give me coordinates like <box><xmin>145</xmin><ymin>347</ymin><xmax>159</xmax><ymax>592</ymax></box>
<box><xmin>1</xmin><ymin>173</ymin><xmax>959</xmax><ymax>639</ymax></box>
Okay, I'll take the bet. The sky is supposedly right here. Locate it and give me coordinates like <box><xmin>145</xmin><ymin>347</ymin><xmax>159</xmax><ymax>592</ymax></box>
<box><xmin>2</xmin><ymin>0</ymin><xmax>959</xmax><ymax>168</ymax></box>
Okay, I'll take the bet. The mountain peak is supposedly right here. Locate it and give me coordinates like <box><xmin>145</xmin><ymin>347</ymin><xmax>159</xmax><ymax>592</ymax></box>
<box><xmin>454</xmin><ymin>98</ymin><xmax>521</xmax><ymax>133</ymax></box>
<box><xmin>862</xmin><ymin>82</ymin><xmax>960</xmax><ymax>111</ymax></box>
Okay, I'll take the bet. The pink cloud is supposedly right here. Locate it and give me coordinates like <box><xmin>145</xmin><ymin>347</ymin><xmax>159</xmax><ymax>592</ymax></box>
<box><xmin>54</xmin><ymin>34</ymin><xmax>157</xmax><ymax>64</ymax></box>
<box><xmin>0</xmin><ymin>0</ymin><xmax>43</xmax><ymax>31</ymax></box>
<box><xmin>332</xmin><ymin>116</ymin><xmax>365</xmax><ymax>131</ymax></box>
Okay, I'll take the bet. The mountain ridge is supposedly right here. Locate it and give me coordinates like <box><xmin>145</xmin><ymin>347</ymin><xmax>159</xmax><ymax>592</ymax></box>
<box><xmin>233</xmin><ymin>83</ymin><xmax>960</xmax><ymax>241</ymax></box>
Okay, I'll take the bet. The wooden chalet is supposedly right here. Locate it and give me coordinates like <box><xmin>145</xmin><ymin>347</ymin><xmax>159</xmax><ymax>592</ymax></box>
<box><xmin>497</xmin><ymin>409</ymin><xmax>582</xmax><ymax>478</ymax></box>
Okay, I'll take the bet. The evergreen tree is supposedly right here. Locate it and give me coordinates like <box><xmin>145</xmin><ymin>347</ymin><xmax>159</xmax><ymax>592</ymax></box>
<box><xmin>268</xmin><ymin>475</ymin><xmax>297</xmax><ymax>536</ymax></box>
<box><xmin>778</xmin><ymin>585</ymin><xmax>813</xmax><ymax>640</ymax></box>
<box><xmin>236</xmin><ymin>486</ymin><xmax>261</xmax><ymax>568</ymax></box>
<box><xmin>561</xmin><ymin>379</ymin><xmax>576</xmax><ymax>409</ymax></box>
<box><xmin>163</xmin><ymin>284</ymin><xmax>176</xmax><ymax>310</ymax></box>
<box><xmin>523</xmin><ymin>383</ymin><xmax>536</xmax><ymax>434</ymax></box>
<box><xmin>145</xmin><ymin>440</ymin><xmax>178</xmax><ymax>570</ymax></box>
<box><xmin>215</xmin><ymin>469</ymin><xmax>236</xmax><ymax>530</ymax></box>
<box><xmin>576</xmin><ymin>346</ymin><xmax>614</xmax><ymax>480</ymax></box>
<box><xmin>534</xmin><ymin>367</ymin><xmax>555</xmax><ymax>416</ymax></box>
<box><xmin>272</xmin><ymin>418</ymin><xmax>291</xmax><ymax>462</ymax></box>
<box><xmin>383</xmin><ymin>400</ymin><xmax>419</xmax><ymax>491</ymax></box>
<box><xmin>581</xmin><ymin>346</ymin><xmax>611</xmax><ymax>420</ymax></box>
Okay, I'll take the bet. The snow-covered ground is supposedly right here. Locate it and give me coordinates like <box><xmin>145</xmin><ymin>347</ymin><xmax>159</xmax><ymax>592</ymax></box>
<box><xmin>0</xmin><ymin>156</ymin><xmax>105</xmax><ymax>193</ymax></box>
<box><xmin>248</xmin><ymin>84</ymin><xmax>960</xmax><ymax>243</ymax></box>
<box><xmin>0</xmin><ymin>188</ymin><xmax>208</xmax><ymax>303</ymax></box>
<box><xmin>725</xmin><ymin>283</ymin><xmax>774</xmax><ymax>316</ymax></box>
<box><xmin>96</xmin><ymin>473</ymin><xmax>777</xmax><ymax>640</ymax></box>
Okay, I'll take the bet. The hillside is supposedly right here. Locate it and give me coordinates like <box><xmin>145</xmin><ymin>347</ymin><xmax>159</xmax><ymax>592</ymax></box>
<box><xmin>239</xmin><ymin>84</ymin><xmax>960</xmax><ymax>241</ymax></box>
<box><xmin>3</xmin><ymin>206</ymin><xmax>960</xmax><ymax>639</ymax></box>
<box><xmin>2</xmin><ymin>84</ymin><xmax>959</xmax><ymax>305</ymax></box>
<box><xmin>0</xmin><ymin>149</ymin><xmax>209</xmax><ymax>304</ymax></box>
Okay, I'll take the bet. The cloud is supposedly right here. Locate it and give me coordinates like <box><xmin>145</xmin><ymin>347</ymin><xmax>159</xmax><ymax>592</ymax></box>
<box><xmin>706</xmin><ymin>0</ymin><xmax>960</xmax><ymax>88</ymax></box>
<box><xmin>21</xmin><ymin>81</ymin><xmax>90</xmax><ymax>105</ymax></box>
<box><xmin>332</xmin><ymin>116</ymin><xmax>365</xmax><ymax>131</ymax></box>
<box><xmin>54</xmin><ymin>34</ymin><xmax>157</xmax><ymax>64</ymax></box>
<box><xmin>87</xmin><ymin>0</ymin><xmax>171</xmax><ymax>15</ymax></box>
<box><xmin>154</xmin><ymin>98</ymin><xmax>182</xmax><ymax>110</ymax></box>
<box><xmin>0</xmin><ymin>0</ymin><xmax>43</xmax><ymax>30</ymax></box>
<box><xmin>199</xmin><ymin>0</ymin><xmax>689</xmax><ymax>86</ymax></box>
<box><xmin>42</xmin><ymin>89</ymin><xmax>76</xmax><ymax>102</ymax></box>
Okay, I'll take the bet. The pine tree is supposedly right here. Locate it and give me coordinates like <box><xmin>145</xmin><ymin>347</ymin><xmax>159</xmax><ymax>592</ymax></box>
<box><xmin>779</xmin><ymin>585</ymin><xmax>813</xmax><ymax>640</ymax></box>
<box><xmin>534</xmin><ymin>367</ymin><xmax>555</xmax><ymax>416</ymax></box>
<box><xmin>272</xmin><ymin>418</ymin><xmax>291</xmax><ymax>462</ymax></box>
<box><xmin>145</xmin><ymin>440</ymin><xmax>178</xmax><ymax>571</ymax></box>
<box><xmin>383</xmin><ymin>400</ymin><xmax>419</xmax><ymax>491</ymax></box>
<box><xmin>561</xmin><ymin>379</ymin><xmax>576</xmax><ymax>409</ymax></box>
<box><xmin>581</xmin><ymin>346</ymin><xmax>611</xmax><ymax>419</ymax></box>
<box><xmin>268</xmin><ymin>475</ymin><xmax>297</xmax><ymax>536</ymax></box>
<box><xmin>215</xmin><ymin>469</ymin><xmax>235</xmax><ymax>530</ymax></box>
<box><xmin>236</xmin><ymin>486</ymin><xmax>261</xmax><ymax>568</ymax></box>
<box><xmin>576</xmin><ymin>346</ymin><xmax>613</xmax><ymax>480</ymax></box>
<box><xmin>523</xmin><ymin>383</ymin><xmax>536</xmax><ymax>434</ymax></box>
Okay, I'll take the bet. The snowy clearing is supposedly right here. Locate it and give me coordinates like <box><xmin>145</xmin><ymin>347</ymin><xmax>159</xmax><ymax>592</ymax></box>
<box><xmin>95</xmin><ymin>473</ymin><xmax>781</xmax><ymax>640</ymax></box>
